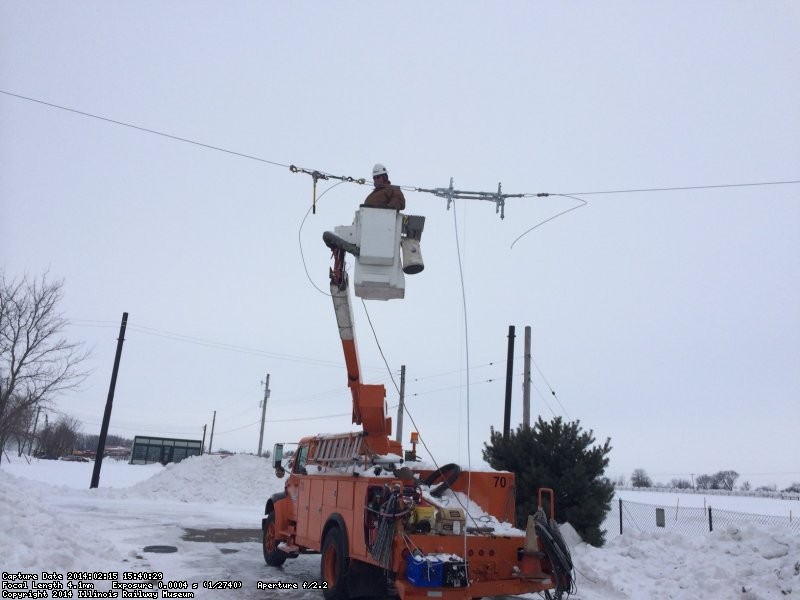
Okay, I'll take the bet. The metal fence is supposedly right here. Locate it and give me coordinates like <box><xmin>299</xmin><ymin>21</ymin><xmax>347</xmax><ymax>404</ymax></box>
<box><xmin>603</xmin><ymin>498</ymin><xmax>800</xmax><ymax>541</ymax></box>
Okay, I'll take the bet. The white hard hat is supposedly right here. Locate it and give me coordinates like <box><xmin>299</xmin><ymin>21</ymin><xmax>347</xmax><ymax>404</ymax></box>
<box><xmin>372</xmin><ymin>163</ymin><xmax>388</xmax><ymax>177</ymax></box>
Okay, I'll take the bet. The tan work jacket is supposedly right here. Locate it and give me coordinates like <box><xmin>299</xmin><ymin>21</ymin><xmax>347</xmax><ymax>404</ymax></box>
<box><xmin>364</xmin><ymin>183</ymin><xmax>406</xmax><ymax>211</ymax></box>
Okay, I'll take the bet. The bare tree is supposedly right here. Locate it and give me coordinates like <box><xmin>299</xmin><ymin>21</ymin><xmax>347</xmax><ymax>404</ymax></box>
<box><xmin>37</xmin><ymin>415</ymin><xmax>82</xmax><ymax>459</ymax></box>
<box><xmin>695</xmin><ymin>474</ymin><xmax>714</xmax><ymax>489</ymax></box>
<box><xmin>715</xmin><ymin>470</ymin><xmax>739</xmax><ymax>491</ymax></box>
<box><xmin>14</xmin><ymin>401</ymin><xmax>38</xmax><ymax>456</ymax></box>
<box><xmin>0</xmin><ymin>272</ymin><xmax>89</xmax><ymax>462</ymax></box>
<box><xmin>670</xmin><ymin>478</ymin><xmax>692</xmax><ymax>489</ymax></box>
<box><xmin>631</xmin><ymin>468</ymin><xmax>653</xmax><ymax>488</ymax></box>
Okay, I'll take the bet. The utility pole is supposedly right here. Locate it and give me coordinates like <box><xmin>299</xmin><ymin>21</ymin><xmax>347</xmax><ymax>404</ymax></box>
<box><xmin>503</xmin><ymin>325</ymin><xmax>516</xmax><ymax>440</ymax></box>
<box><xmin>523</xmin><ymin>326</ymin><xmax>532</xmax><ymax>429</ymax></box>
<box><xmin>257</xmin><ymin>374</ymin><xmax>270</xmax><ymax>457</ymax></box>
<box><xmin>208</xmin><ymin>411</ymin><xmax>216</xmax><ymax>454</ymax></box>
<box><xmin>91</xmin><ymin>311</ymin><xmax>128</xmax><ymax>489</ymax></box>
<box><xmin>395</xmin><ymin>365</ymin><xmax>406</xmax><ymax>443</ymax></box>
<box><xmin>201</xmin><ymin>424</ymin><xmax>207</xmax><ymax>454</ymax></box>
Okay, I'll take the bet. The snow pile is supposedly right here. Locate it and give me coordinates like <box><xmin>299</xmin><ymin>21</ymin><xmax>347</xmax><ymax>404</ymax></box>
<box><xmin>0</xmin><ymin>469</ymin><xmax>121</xmax><ymax>572</ymax></box>
<box><xmin>558</xmin><ymin>521</ymin><xmax>584</xmax><ymax>548</ymax></box>
<box><xmin>104</xmin><ymin>453</ymin><xmax>282</xmax><ymax>505</ymax></box>
<box><xmin>2</xmin><ymin>454</ymin><xmax>799</xmax><ymax>599</ymax></box>
<box><xmin>1</xmin><ymin>456</ymin><xmax>163</xmax><ymax>488</ymax></box>
<box><xmin>572</xmin><ymin>524</ymin><xmax>800</xmax><ymax>599</ymax></box>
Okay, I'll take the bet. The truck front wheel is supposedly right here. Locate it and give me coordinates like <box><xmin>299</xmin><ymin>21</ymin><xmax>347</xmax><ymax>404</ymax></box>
<box><xmin>262</xmin><ymin>511</ymin><xmax>288</xmax><ymax>567</ymax></box>
<box><xmin>321</xmin><ymin>527</ymin><xmax>349</xmax><ymax>600</ymax></box>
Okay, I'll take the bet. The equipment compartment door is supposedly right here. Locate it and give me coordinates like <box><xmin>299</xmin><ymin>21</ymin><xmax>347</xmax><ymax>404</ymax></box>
<box><xmin>297</xmin><ymin>478</ymin><xmax>311</xmax><ymax>540</ymax></box>
<box><xmin>307</xmin><ymin>479</ymin><xmax>325</xmax><ymax>544</ymax></box>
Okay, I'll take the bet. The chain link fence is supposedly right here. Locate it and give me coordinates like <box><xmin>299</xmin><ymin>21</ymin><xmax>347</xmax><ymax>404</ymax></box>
<box><xmin>603</xmin><ymin>498</ymin><xmax>800</xmax><ymax>541</ymax></box>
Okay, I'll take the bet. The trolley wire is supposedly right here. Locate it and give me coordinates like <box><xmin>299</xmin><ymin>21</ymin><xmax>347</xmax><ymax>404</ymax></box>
<box><xmin>3</xmin><ymin>89</ymin><xmax>798</xmax><ymax>207</ymax></box>
<box><xmin>0</xmin><ymin>90</ymin><xmax>291</xmax><ymax>168</ymax></box>
<box><xmin>10</xmin><ymin>86</ymin><xmax>797</xmax><ymax>254</ymax></box>
<box><xmin>562</xmin><ymin>180</ymin><xmax>800</xmax><ymax>196</ymax></box>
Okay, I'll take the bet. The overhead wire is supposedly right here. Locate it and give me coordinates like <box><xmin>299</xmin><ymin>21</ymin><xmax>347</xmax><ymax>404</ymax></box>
<box><xmin>561</xmin><ymin>180</ymin><xmax>800</xmax><ymax>196</ymax></box>
<box><xmin>6</xmin><ymin>88</ymin><xmax>800</xmax><ymax>264</ymax></box>
<box><xmin>267</xmin><ymin>411</ymin><xmax>351</xmax><ymax>423</ymax></box>
<box><xmin>70</xmin><ymin>314</ymin><xmax>570</xmax><ymax>423</ymax></box>
<box><xmin>408</xmin><ymin>377</ymin><xmax>502</xmax><ymax>398</ymax></box>
<box><xmin>3</xmin><ymin>89</ymin><xmax>798</xmax><ymax>210</ymax></box>
<box><xmin>69</xmin><ymin>317</ymin><xmax>389</xmax><ymax>373</ymax></box>
<box><xmin>408</xmin><ymin>360</ymin><xmax>500</xmax><ymax>383</ymax></box>
<box><xmin>125</xmin><ymin>323</ymin><xmax>349</xmax><ymax>369</ymax></box>
<box><xmin>0</xmin><ymin>90</ymin><xmax>291</xmax><ymax>168</ymax></box>
<box><xmin>532</xmin><ymin>381</ymin><xmax>558</xmax><ymax>419</ymax></box>
<box><xmin>531</xmin><ymin>358</ymin><xmax>571</xmax><ymax>419</ymax></box>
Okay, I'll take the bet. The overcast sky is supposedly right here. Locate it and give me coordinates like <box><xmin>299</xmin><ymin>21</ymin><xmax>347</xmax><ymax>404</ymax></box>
<box><xmin>2</xmin><ymin>3</ymin><xmax>798</xmax><ymax>488</ymax></box>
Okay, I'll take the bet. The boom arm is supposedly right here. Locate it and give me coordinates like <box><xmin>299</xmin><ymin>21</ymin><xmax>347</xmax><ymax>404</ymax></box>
<box><xmin>327</xmin><ymin>243</ymin><xmax>401</xmax><ymax>456</ymax></box>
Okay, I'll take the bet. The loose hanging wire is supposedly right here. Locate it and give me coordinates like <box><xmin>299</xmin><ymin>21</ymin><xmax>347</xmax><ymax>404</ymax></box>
<box><xmin>510</xmin><ymin>194</ymin><xmax>588</xmax><ymax>249</ymax></box>
<box><xmin>451</xmin><ymin>197</ymin><xmax>473</xmax><ymax>565</ymax></box>
<box><xmin>297</xmin><ymin>180</ymin><xmax>346</xmax><ymax>297</ymax></box>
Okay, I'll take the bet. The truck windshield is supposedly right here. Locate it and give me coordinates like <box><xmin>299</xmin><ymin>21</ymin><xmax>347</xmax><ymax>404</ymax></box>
<box><xmin>293</xmin><ymin>445</ymin><xmax>309</xmax><ymax>473</ymax></box>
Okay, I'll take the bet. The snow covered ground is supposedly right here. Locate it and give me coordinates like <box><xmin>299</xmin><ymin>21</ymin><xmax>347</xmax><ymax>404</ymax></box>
<box><xmin>2</xmin><ymin>454</ymin><xmax>798</xmax><ymax>599</ymax></box>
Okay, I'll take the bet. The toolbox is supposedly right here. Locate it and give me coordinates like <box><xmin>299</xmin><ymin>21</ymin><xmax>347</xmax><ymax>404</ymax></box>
<box><xmin>441</xmin><ymin>559</ymin><xmax>468</xmax><ymax>587</ymax></box>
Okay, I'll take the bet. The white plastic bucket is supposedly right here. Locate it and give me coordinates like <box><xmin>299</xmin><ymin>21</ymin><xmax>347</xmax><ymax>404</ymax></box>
<box><xmin>401</xmin><ymin>238</ymin><xmax>424</xmax><ymax>274</ymax></box>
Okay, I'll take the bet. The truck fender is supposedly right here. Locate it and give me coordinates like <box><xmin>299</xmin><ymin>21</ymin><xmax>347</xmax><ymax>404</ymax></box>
<box><xmin>263</xmin><ymin>492</ymin><xmax>288</xmax><ymax>529</ymax></box>
<box><xmin>321</xmin><ymin>513</ymin><xmax>349</xmax><ymax>557</ymax></box>
<box><xmin>321</xmin><ymin>515</ymin><xmax>385</xmax><ymax>599</ymax></box>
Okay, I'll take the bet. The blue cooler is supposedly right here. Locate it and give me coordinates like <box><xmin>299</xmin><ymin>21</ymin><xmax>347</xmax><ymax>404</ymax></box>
<box><xmin>405</xmin><ymin>555</ymin><xmax>443</xmax><ymax>587</ymax></box>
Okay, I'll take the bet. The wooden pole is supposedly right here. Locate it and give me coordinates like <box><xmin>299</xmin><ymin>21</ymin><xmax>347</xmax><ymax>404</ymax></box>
<box><xmin>523</xmin><ymin>326</ymin><xmax>531</xmax><ymax>428</ymax></box>
<box><xmin>90</xmin><ymin>312</ymin><xmax>128</xmax><ymax>489</ymax></box>
<box><xmin>503</xmin><ymin>325</ymin><xmax>515</xmax><ymax>439</ymax></box>
<box><xmin>395</xmin><ymin>365</ymin><xmax>406</xmax><ymax>443</ymax></box>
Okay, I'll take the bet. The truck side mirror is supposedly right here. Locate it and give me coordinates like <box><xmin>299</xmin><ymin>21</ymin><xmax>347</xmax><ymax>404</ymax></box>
<box><xmin>273</xmin><ymin>443</ymin><xmax>283</xmax><ymax>471</ymax></box>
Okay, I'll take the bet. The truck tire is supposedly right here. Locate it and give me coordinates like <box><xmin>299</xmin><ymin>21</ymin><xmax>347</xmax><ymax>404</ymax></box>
<box><xmin>262</xmin><ymin>511</ymin><xmax>288</xmax><ymax>567</ymax></box>
<box><xmin>321</xmin><ymin>526</ymin><xmax>349</xmax><ymax>600</ymax></box>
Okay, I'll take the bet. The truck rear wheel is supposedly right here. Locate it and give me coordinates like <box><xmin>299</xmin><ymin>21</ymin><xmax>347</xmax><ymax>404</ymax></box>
<box><xmin>262</xmin><ymin>511</ymin><xmax>288</xmax><ymax>567</ymax></box>
<box><xmin>321</xmin><ymin>527</ymin><xmax>349</xmax><ymax>600</ymax></box>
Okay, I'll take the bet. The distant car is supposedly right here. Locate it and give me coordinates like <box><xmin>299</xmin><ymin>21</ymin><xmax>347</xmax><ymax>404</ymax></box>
<box><xmin>59</xmin><ymin>455</ymin><xmax>91</xmax><ymax>462</ymax></box>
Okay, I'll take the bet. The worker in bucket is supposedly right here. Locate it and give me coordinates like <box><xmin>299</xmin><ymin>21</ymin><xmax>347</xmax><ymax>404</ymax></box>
<box><xmin>364</xmin><ymin>163</ymin><xmax>406</xmax><ymax>210</ymax></box>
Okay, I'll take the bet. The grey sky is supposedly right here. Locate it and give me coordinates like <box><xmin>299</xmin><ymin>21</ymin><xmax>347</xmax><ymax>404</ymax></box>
<box><xmin>2</xmin><ymin>3</ymin><xmax>798</xmax><ymax>488</ymax></box>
